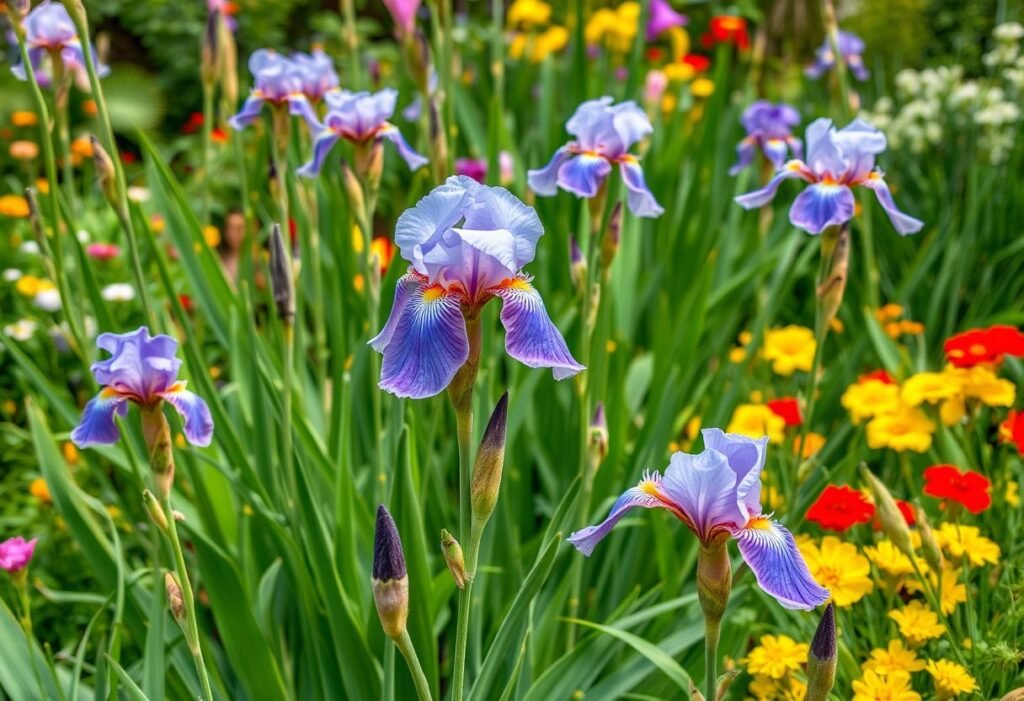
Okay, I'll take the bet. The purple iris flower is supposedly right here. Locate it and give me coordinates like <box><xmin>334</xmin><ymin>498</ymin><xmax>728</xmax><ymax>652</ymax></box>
<box><xmin>528</xmin><ymin>97</ymin><xmax>664</xmax><ymax>218</ymax></box>
<box><xmin>229</xmin><ymin>48</ymin><xmax>338</xmax><ymax>131</ymax></box>
<box><xmin>568</xmin><ymin>429</ymin><xmax>830</xmax><ymax>611</ymax></box>
<box><xmin>735</xmin><ymin>118</ymin><xmax>924</xmax><ymax>235</ymax></box>
<box><xmin>370</xmin><ymin>176</ymin><xmax>584</xmax><ymax>399</ymax></box>
<box><xmin>296</xmin><ymin>88</ymin><xmax>427</xmax><ymax>176</ymax></box>
<box><xmin>646</xmin><ymin>0</ymin><xmax>688</xmax><ymax>41</ymax></box>
<box><xmin>10</xmin><ymin>1</ymin><xmax>110</xmax><ymax>84</ymax></box>
<box><xmin>71</xmin><ymin>328</ymin><xmax>213</xmax><ymax>448</ymax></box>
<box><xmin>806</xmin><ymin>30</ymin><xmax>868</xmax><ymax>82</ymax></box>
<box><xmin>730</xmin><ymin>101</ymin><xmax>803</xmax><ymax>176</ymax></box>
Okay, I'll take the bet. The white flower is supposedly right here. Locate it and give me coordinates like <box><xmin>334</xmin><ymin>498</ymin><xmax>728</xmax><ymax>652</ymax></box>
<box><xmin>101</xmin><ymin>283</ymin><xmax>136</xmax><ymax>302</ymax></box>
<box><xmin>34</xmin><ymin>288</ymin><xmax>62</xmax><ymax>311</ymax></box>
<box><xmin>3</xmin><ymin>319</ymin><xmax>38</xmax><ymax>341</ymax></box>
<box><xmin>994</xmin><ymin>22</ymin><xmax>1024</xmax><ymax>43</ymax></box>
<box><xmin>3</xmin><ymin>268</ymin><xmax>23</xmax><ymax>282</ymax></box>
<box><xmin>20</xmin><ymin>240</ymin><xmax>40</xmax><ymax>255</ymax></box>
<box><xmin>127</xmin><ymin>186</ymin><xmax>151</xmax><ymax>203</ymax></box>
<box><xmin>76</xmin><ymin>229</ymin><xmax>91</xmax><ymax>243</ymax></box>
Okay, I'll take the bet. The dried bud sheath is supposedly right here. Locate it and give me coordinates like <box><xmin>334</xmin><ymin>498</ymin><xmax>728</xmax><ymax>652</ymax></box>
<box><xmin>599</xmin><ymin>201</ymin><xmax>622</xmax><ymax>271</ymax></box>
<box><xmin>806</xmin><ymin>604</ymin><xmax>837</xmax><ymax>701</ymax></box>
<box><xmin>165</xmin><ymin>571</ymin><xmax>185</xmax><ymax>623</ymax></box>
<box><xmin>268</xmin><ymin>224</ymin><xmax>295</xmax><ymax>327</ymax></box>
<box><xmin>89</xmin><ymin>135</ymin><xmax>118</xmax><ymax>209</ymax></box>
<box><xmin>372</xmin><ymin>505</ymin><xmax>409</xmax><ymax>640</ymax></box>
<box><xmin>588</xmin><ymin>402</ymin><xmax>609</xmax><ymax>474</ymax></box>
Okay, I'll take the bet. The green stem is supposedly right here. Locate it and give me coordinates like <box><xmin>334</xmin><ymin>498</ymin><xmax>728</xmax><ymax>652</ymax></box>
<box><xmin>282</xmin><ymin>325</ymin><xmax>296</xmax><ymax>508</ymax></box>
<box><xmin>340</xmin><ymin>0</ymin><xmax>362</xmax><ymax>90</ymax></box>
<box><xmin>383</xmin><ymin>636</ymin><xmax>395</xmax><ymax>701</ymax></box>
<box><xmin>201</xmin><ymin>83</ymin><xmax>214</xmax><ymax>225</ymax></box>
<box><xmin>50</xmin><ymin>52</ymin><xmax>77</xmax><ymax>215</ymax></box>
<box><xmin>396</xmin><ymin>630</ymin><xmax>433</xmax><ymax>701</ymax></box>
<box><xmin>704</xmin><ymin>620</ymin><xmax>720</xmax><ymax>701</ymax></box>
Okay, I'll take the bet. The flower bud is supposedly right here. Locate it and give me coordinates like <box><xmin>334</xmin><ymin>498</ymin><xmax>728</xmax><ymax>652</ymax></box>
<box><xmin>341</xmin><ymin>162</ymin><xmax>367</xmax><ymax>224</ymax></box>
<box><xmin>429</xmin><ymin>98</ymin><xmax>449</xmax><ymax>184</ymax></box>
<box><xmin>806</xmin><ymin>603</ymin><xmax>837</xmax><ymax>701</ymax></box>
<box><xmin>588</xmin><ymin>402</ymin><xmax>609</xmax><ymax>471</ymax></box>
<box><xmin>569</xmin><ymin>237</ymin><xmax>587</xmax><ymax>293</ymax></box>
<box><xmin>715</xmin><ymin>670</ymin><xmax>739</xmax><ymax>701</ymax></box>
<box><xmin>1001</xmin><ymin>689</ymin><xmax>1024</xmax><ymax>701</ymax></box>
<box><xmin>201</xmin><ymin>10</ymin><xmax>220</xmax><ymax>89</ymax></box>
<box><xmin>860</xmin><ymin>466</ymin><xmax>914</xmax><ymax>559</ymax></box>
<box><xmin>440</xmin><ymin>529</ymin><xmax>466</xmax><ymax>589</ymax></box>
<box><xmin>143</xmin><ymin>489</ymin><xmax>168</xmax><ymax>533</ymax></box>
<box><xmin>89</xmin><ymin>135</ymin><xmax>118</xmax><ymax>209</ymax></box>
<box><xmin>354</xmin><ymin>139</ymin><xmax>384</xmax><ymax>194</ymax></box>
<box><xmin>165</xmin><ymin>571</ymin><xmax>185</xmax><ymax>624</ymax></box>
<box><xmin>916</xmin><ymin>506</ymin><xmax>945</xmax><ymax>574</ymax></box>
<box><xmin>696</xmin><ymin>540</ymin><xmax>732</xmax><ymax>628</ymax></box>
<box><xmin>599</xmin><ymin>201</ymin><xmax>622</xmax><ymax>271</ymax></box>
<box><xmin>816</xmin><ymin>225</ymin><xmax>849</xmax><ymax>332</ymax></box>
<box><xmin>218</xmin><ymin>17</ymin><xmax>238</xmax><ymax>108</ymax></box>
<box><xmin>372</xmin><ymin>505</ymin><xmax>409</xmax><ymax>640</ymax></box>
<box><xmin>471</xmin><ymin>392</ymin><xmax>508</xmax><ymax>524</ymax></box>
<box><xmin>268</xmin><ymin>223</ymin><xmax>295</xmax><ymax>327</ymax></box>
<box><xmin>141</xmin><ymin>407</ymin><xmax>175</xmax><ymax>500</ymax></box>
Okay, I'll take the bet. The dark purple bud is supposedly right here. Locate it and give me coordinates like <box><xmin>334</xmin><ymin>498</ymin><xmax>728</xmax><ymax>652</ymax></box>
<box><xmin>373</xmin><ymin>505</ymin><xmax>407</xmax><ymax>582</ymax></box>
<box><xmin>471</xmin><ymin>392</ymin><xmax>508</xmax><ymax>522</ymax></box>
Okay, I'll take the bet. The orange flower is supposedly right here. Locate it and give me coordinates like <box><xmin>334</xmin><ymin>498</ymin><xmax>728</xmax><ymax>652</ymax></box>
<box><xmin>11</xmin><ymin>111</ymin><xmax>39</xmax><ymax>127</ymax></box>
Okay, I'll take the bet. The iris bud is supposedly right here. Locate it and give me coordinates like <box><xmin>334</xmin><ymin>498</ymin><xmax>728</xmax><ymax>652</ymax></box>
<box><xmin>140</xmin><ymin>407</ymin><xmax>175</xmax><ymax>500</ymax></box>
<box><xmin>201</xmin><ymin>10</ymin><xmax>219</xmax><ymax>89</ymax></box>
<box><xmin>268</xmin><ymin>223</ymin><xmax>295</xmax><ymax>327</ymax></box>
<box><xmin>569</xmin><ymin>236</ymin><xmax>587</xmax><ymax>294</ymax></box>
<box><xmin>588</xmin><ymin>402</ymin><xmax>609</xmax><ymax>472</ymax></box>
<box><xmin>816</xmin><ymin>224</ymin><xmax>849</xmax><ymax>333</ymax></box>
<box><xmin>806</xmin><ymin>603</ymin><xmax>837</xmax><ymax>701</ymax></box>
<box><xmin>916</xmin><ymin>506</ymin><xmax>945</xmax><ymax>574</ymax></box>
<box><xmin>600</xmin><ymin>201</ymin><xmax>622</xmax><ymax>271</ymax></box>
<box><xmin>372</xmin><ymin>505</ymin><xmax>409</xmax><ymax>640</ymax></box>
<box><xmin>341</xmin><ymin>162</ymin><xmax>367</xmax><ymax>229</ymax></box>
<box><xmin>441</xmin><ymin>529</ymin><xmax>466</xmax><ymax>589</ymax></box>
<box><xmin>143</xmin><ymin>489</ymin><xmax>168</xmax><ymax>533</ymax></box>
<box><xmin>860</xmin><ymin>467</ymin><xmax>914</xmax><ymax>559</ymax></box>
<box><xmin>696</xmin><ymin>540</ymin><xmax>732</xmax><ymax>629</ymax></box>
<box><xmin>471</xmin><ymin>393</ymin><xmax>509</xmax><ymax>525</ymax></box>
<box><xmin>165</xmin><ymin>571</ymin><xmax>185</xmax><ymax>624</ymax></box>
<box><xmin>1001</xmin><ymin>690</ymin><xmax>1024</xmax><ymax>701</ymax></box>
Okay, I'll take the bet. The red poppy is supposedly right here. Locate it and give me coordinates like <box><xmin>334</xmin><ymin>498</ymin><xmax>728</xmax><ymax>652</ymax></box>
<box><xmin>766</xmin><ymin>397</ymin><xmax>802</xmax><ymax>427</ymax></box>
<box><xmin>700</xmin><ymin>16</ymin><xmax>750</xmax><ymax>51</ymax></box>
<box><xmin>211</xmin><ymin>127</ymin><xmax>229</xmax><ymax>144</ymax></box>
<box><xmin>178</xmin><ymin>294</ymin><xmax>195</xmax><ymax>313</ymax></box>
<box><xmin>858</xmin><ymin>369</ymin><xmax>895</xmax><ymax>385</ymax></box>
<box><xmin>1001</xmin><ymin>410</ymin><xmax>1024</xmax><ymax>455</ymax></box>
<box><xmin>806</xmin><ymin>485</ymin><xmax>875</xmax><ymax>531</ymax></box>
<box><xmin>182</xmin><ymin>112</ymin><xmax>204</xmax><ymax>134</ymax></box>
<box><xmin>895</xmin><ymin>499</ymin><xmax>916</xmax><ymax>526</ymax></box>
<box><xmin>681</xmin><ymin>53</ymin><xmax>711</xmax><ymax>72</ymax></box>
<box><xmin>944</xmin><ymin>325</ymin><xmax>1024</xmax><ymax>368</ymax></box>
<box><xmin>923</xmin><ymin>464</ymin><xmax>991</xmax><ymax>514</ymax></box>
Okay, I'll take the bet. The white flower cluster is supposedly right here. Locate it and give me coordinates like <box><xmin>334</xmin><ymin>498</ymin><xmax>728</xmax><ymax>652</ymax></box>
<box><xmin>862</xmin><ymin>23</ymin><xmax>1023</xmax><ymax>164</ymax></box>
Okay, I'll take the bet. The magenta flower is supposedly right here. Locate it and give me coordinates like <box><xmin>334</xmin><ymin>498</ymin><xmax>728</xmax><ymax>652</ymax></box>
<box><xmin>383</xmin><ymin>0</ymin><xmax>422</xmax><ymax>38</ymax></box>
<box><xmin>568</xmin><ymin>429</ymin><xmax>830</xmax><ymax>610</ymax></box>
<box><xmin>10</xmin><ymin>1</ymin><xmax>110</xmax><ymax>85</ymax></box>
<box><xmin>0</xmin><ymin>536</ymin><xmax>37</xmax><ymax>573</ymax></box>
<box><xmin>646</xmin><ymin>0</ymin><xmax>688</xmax><ymax>41</ymax></box>
<box><xmin>86</xmin><ymin>242</ymin><xmax>121</xmax><ymax>261</ymax></box>
<box><xmin>71</xmin><ymin>328</ymin><xmax>213</xmax><ymax>448</ymax></box>
<box><xmin>371</xmin><ymin>176</ymin><xmax>584</xmax><ymax>398</ymax></box>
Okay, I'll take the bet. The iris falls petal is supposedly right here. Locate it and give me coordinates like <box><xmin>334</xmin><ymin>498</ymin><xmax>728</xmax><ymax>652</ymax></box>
<box><xmin>568</xmin><ymin>479</ymin><xmax>669</xmax><ymax>556</ymax></box>
<box><xmin>159</xmin><ymin>383</ymin><xmax>215</xmax><ymax>447</ymax></box>
<box><xmin>71</xmin><ymin>390</ymin><xmax>128</xmax><ymax>448</ymax></box>
<box><xmin>493</xmin><ymin>279</ymin><xmax>584</xmax><ymax>380</ymax></box>
<box><xmin>619</xmin><ymin>158</ymin><xmax>664</xmax><ymax>218</ymax></box>
<box><xmin>732</xmin><ymin>518</ymin><xmax>830</xmax><ymax>610</ymax></box>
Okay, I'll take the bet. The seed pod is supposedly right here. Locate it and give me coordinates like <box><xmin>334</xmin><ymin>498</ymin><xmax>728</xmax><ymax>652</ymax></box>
<box><xmin>268</xmin><ymin>223</ymin><xmax>295</xmax><ymax>327</ymax></box>
<box><xmin>372</xmin><ymin>505</ymin><xmax>409</xmax><ymax>640</ymax></box>
<box><xmin>471</xmin><ymin>393</ymin><xmax>509</xmax><ymax>525</ymax></box>
<box><xmin>440</xmin><ymin>529</ymin><xmax>466</xmax><ymax>589</ymax></box>
<box><xmin>806</xmin><ymin>604</ymin><xmax>837</xmax><ymax>701</ymax></box>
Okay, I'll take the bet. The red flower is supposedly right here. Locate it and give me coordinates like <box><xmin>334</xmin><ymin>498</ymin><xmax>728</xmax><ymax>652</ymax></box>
<box><xmin>700</xmin><ymin>16</ymin><xmax>750</xmax><ymax>51</ymax></box>
<box><xmin>1001</xmin><ymin>410</ymin><xmax>1024</xmax><ymax>455</ymax></box>
<box><xmin>121</xmin><ymin>151</ymin><xmax>137</xmax><ymax>165</ymax></box>
<box><xmin>681</xmin><ymin>53</ymin><xmax>711</xmax><ymax>72</ymax></box>
<box><xmin>944</xmin><ymin>325</ymin><xmax>1024</xmax><ymax>368</ymax></box>
<box><xmin>211</xmin><ymin>127</ymin><xmax>229</xmax><ymax>144</ymax></box>
<box><xmin>646</xmin><ymin>47</ymin><xmax>665</xmax><ymax>62</ymax></box>
<box><xmin>806</xmin><ymin>485</ymin><xmax>875</xmax><ymax>531</ymax></box>
<box><xmin>896</xmin><ymin>499</ymin><xmax>916</xmax><ymax>526</ymax></box>
<box><xmin>182</xmin><ymin>112</ymin><xmax>204</xmax><ymax>134</ymax></box>
<box><xmin>923</xmin><ymin>464</ymin><xmax>991</xmax><ymax>514</ymax></box>
<box><xmin>858</xmin><ymin>369</ymin><xmax>895</xmax><ymax>385</ymax></box>
<box><xmin>766</xmin><ymin>397</ymin><xmax>802</xmax><ymax>427</ymax></box>
<box><xmin>178</xmin><ymin>294</ymin><xmax>195</xmax><ymax>313</ymax></box>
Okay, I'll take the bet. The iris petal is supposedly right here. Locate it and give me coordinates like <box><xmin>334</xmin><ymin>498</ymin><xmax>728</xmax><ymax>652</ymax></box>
<box><xmin>568</xmin><ymin>481</ymin><xmax>669</xmax><ymax>556</ymax></box>
<box><xmin>296</xmin><ymin>131</ymin><xmax>341</xmax><ymax>177</ymax></box>
<box><xmin>788</xmin><ymin>183</ymin><xmax>855</xmax><ymax>234</ymax></box>
<box><xmin>557</xmin><ymin>154</ymin><xmax>612</xmax><ymax>199</ymax></box>
<box><xmin>734</xmin><ymin>164</ymin><xmax>805</xmax><ymax>209</ymax></box>
<box><xmin>619</xmin><ymin>159</ymin><xmax>664</xmax><ymax>218</ymax></box>
<box><xmin>71</xmin><ymin>391</ymin><xmax>128</xmax><ymax>448</ymax></box>
<box><xmin>527</xmin><ymin>145</ymin><xmax>573</xmax><ymax>196</ymax></box>
<box><xmin>379</xmin><ymin>124</ymin><xmax>429</xmax><ymax>171</ymax></box>
<box><xmin>493</xmin><ymin>279</ymin><xmax>584</xmax><ymax>380</ymax></box>
<box><xmin>729</xmin><ymin>137</ymin><xmax>756</xmax><ymax>176</ymax></box>
<box><xmin>228</xmin><ymin>94</ymin><xmax>267</xmax><ymax>131</ymax></box>
<box><xmin>732</xmin><ymin>518</ymin><xmax>830</xmax><ymax>610</ymax></box>
<box><xmin>160</xmin><ymin>383</ymin><xmax>214</xmax><ymax>447</ymax></box>
<box><xmin>861</xmin><ymin>173</ymin><xmax>924</xmax><ymax>236</ymax></box>
<box><xmin>660</xmin><ymin>450</ymin><xmax>742</xmax><ymax>542</ymax></box>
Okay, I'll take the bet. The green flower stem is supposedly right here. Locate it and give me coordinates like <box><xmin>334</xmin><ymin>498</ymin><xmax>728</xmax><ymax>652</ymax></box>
<box><xmin>704</xmin><ymin>620</ymin><xmax>720</xmax><ymax>701</ymax></box>
<box><xmin>201</xmin><ymin>83</ymin><xmax>214</xmax><ymax>225</ymax></box>
<box><xmin>50</xmin><ymin>52</ymin><xmax>77</xmax><ymax>215</ymax></box>
<box><xmin>395</xmin><ymin>629</ymin><xmax>434</xmax><ymax>701</ymax></box>
<box><xmin>340</xmin><ymin>0</ymin><xmax>362</xmax><ymax>90</ymax></box>
<box><xmin>282</xmin><ymin>324</ymin><xmax>297</xmax><ymax>507</ymax></box>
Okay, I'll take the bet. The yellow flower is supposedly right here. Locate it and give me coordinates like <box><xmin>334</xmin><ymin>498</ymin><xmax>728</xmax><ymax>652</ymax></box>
<box><xmin>584</xmin><ymin>3</ymin><xmax>640</xmax><ymax>53</ymax></box>
<box><xmin>799</xmin><ymin>536</ymin><xmax>873</xmax><ymax>607</ymax></box>
<box><xmin>203</xmin><ymin>225</ymin><xmax>221</xmax><ymax>247</ymax></box>
<box><xmin>9</xmin><ymin>140</ymin><xmax>39</xmax><ymax>160</ymax></box>
<box><xmin>726</xmin><ymin>403</ymin><xmax>785</xmax><ymax>443</ymax></box>
<box><xmin>748</xmin><ymin>674</ymin><xmax>807</xmax><ymax>700</ymax></box>
<box><xmin>866</xmin><ymin>404</ymin><xmax>935</xmax><ymax>453</ymax></box>
<box><xmin>507</xmin><ymin>0</ymin><xmax>551</xmax><ymax>27</ymax></box>
<box><xmin>901</xmin><ymin>372</ymin><xmax>960</xmax><ymax>406</ymax></box>
<box><xmin>905</xmin><ymin>565</ymin><xmax>966</xmax><ymax>615</ymax></box>
<box><xmin>875</xmin><ymin>303</ymin><xmax>904</xmax><ymax>322</ymax></box>
<box><xmin>900</xmin><ymin>320</ymin><xmax>924</xmax><ymax>335</ymax></box>
<box><xmin>62</xmin><ymin>441</ymin><xmax>78</xmax><ymax>465</ymax></box>
<box><xmin>743</xmin><ymin>635</ymin><xmax>808</xmax><ymax>680</ymax></box>
<box><xmin>664</xmin><ymin>60</ymin><xmax>696</xmax><ymax>82</ymax></box>
<box><xmin>933</xmin><ymin>523</ymin><xmax>999</xmax><ymax>567</ymax></box>
<box><xmin>0</xmin><ymin>194</ymin><xmax>30</xmax><ymax>218</ymax></box>
<box><xmin>71</xmin><ymin>136</ymin><xmax>94</xmax><ymax>158</ymax></box>
<box><xmin>951</xmin><ymin>364</ymin><xmax>1016</xmax><ymax>407</ymax></box>
<box><xmin>11</xmin><ymin>111</ymin><xmax>39</xmax><ymax>127</ymax></box>
<box><xmin>29</xmin><ymin>478</ymin><xmax>51</xmax><ymax>504</ymax></box>
<box><xmin>925</xmin><ymin>659</ymin><xmax>977</xmax><ymax>698</ymax></box>
<box><xmin>852</xmin><ymin>670</ymin><xmax>921</xmax><ymax>701</ymax></box>
<box><xmin>864</xmin><ymin>540</ymin><xmax>916</xmax><ymax>580</ymax></box>
<box><xmin>862</xmin><ymin>640</ymin><xmax>925</xmax><ymax>676</ymax></box>
<box><xmin>796</xmin><ymin>431</ymin><xmax>825</xmax><ymax>458</ymax></box>
<box><xmin>15</xmin><ymin>275</ymin><xmax>55</xmax><ymax>297</ymax></box>
<box><xmin>889</xmin><ymin>600</ymin><xmax>945</xmax><ymax>646</ymax></box>
<box><xmin>842</xmin><ymin>379</ymin><xmax>901</xmax><ymax>423</ymax></box>
<box><xmin>529</xmin><ymin>25</ymin><xmax>569</xmax><ymax>62</ymax></box>
<box><xmin>1007</xmin><ymin>481</ymin><xmax>1019</xmax><ymax>508</ymax></box>
<box><xmin>691</xmin><ymin>78</ymin><xmax>714</xmax><ymax>98</ymax></box>
<box><xmin>762</xmin><ymin>325</ymin><xmax>816</xmax><ymax>376</ymax></box>
<box><xmin>35</xmin><ymin>178</ymin><xmax>49</xmax><ymax>194</ymax></box>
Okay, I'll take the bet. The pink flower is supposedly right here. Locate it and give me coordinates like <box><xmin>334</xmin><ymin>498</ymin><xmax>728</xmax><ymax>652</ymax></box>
<box><xmin>0</xmin><ymin>536</ymin><xmax>38</xmax><ymax>573</ymax></box>
<box><xmin>86</xmin><ymin>242</ymin><xmax>121</xmax><ymax>260</ymax></box>
<box><xmin>382</xmin><ymin>0</ymin><xmax>421</xmax><ymax>38</ymax></box>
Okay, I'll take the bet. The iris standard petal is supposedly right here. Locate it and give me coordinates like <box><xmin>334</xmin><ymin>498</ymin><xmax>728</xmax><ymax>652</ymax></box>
<box><xmin>609</xmin><ymin>101</ymin><xmax>654</xmax><ymax>154</ymax></box>
<box><xmin>379</xmin><ymin>124</ymin><xmax>429</xmax><ymax>171</ymax></box>
<box><xmin>660</xmin><ymin>449</ymin><xmax>742</xmax><ymax>542</ymax></box>
<box><xmin>493</xmin><ymin>279</ymin><xmax>585</xmax><ymax>380</ymax></box>
<box><xmin>228</xmin><ymin>94</ymin><xmax>267</xmax><ymax>130</ymax></box>
<box><xmin>729</xmin><ymin>137</ymin><xmax>756</xmax><ymax>176</ymax></box>
<box><xmin>71</xmin><ymin>389</ymin><xmax>128</xmax><ymax>448</ymax></box>
<box><xmin>159</xmin><ymin>382</ymin><xmax>214</xmax><ymax>447</ymax></box>
<box><xmin>732</xmin><ymin>517</ymin><xmax>830</xmax><ymax>610</ymax></box>
<box><xmin>803</xmin><ymin>118</ymin><xmax>846</xmax><ymax>177</ymax></box>
<box><xmin>92</xmin><ymin>328</ymin><xmax>181</xmax><ymax>399</ymax></box>
<box><xmin>567</xmin><ymin>478</ymin><xmax>669</xmax><ymax>556</ymax></box>
<box><xmin>376</xmin><ymin>285</ymin><xmax>470</xmax><ymax>399</ymax></box>
<box><xmin>527</xmin><ymin>145</ymin><xmax>574</xmax><ymax>196</ymax></box>
<box><xmin>557</xmin><ymin>154</ymin><xmax>613</xmax><ymax>199</ymax></box>
<box><xmin>462</xmin><ymin>185</ymin><xmax>544</xmax><ymax>269</ymax></box>
<box><xmin>296</xmin><ymin>131</ymin><xmax>341</xmax><ymax>177</ymax></box>
<box><xmin>734</xmin><ymin>163</ymin><xmax>805</xmax><ymax>209</ymax></box>
<box><xmin>762</xmin><ymin>138</ymin><xmax>791</xmax><ymax>171</ymax></box>
<box><xmin>700</xmin><ymin>428</ymin><xmax>767</xmax><ymax>521</ymax></box>
<box><xmin>861</xmin><ymin>173</ymin><xmax>924</xmax><ymax>235</ymax></box>
<box><xmin>619</xmin><ymin>158</ymin><xmax>664</xmax><ymax>218</ymax></box>
<box><xmin>788</xmin><ymin>183</ymin><xmax>855</xmax><ymax>234</ymax></box>
<box><xmin>394</xmin><ymin>176</ymin><xmax>476</xmax><ymax>265</ymax></box>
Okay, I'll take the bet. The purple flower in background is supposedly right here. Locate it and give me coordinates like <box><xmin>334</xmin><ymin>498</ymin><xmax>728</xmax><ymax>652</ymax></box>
<box><xmin>730</xmin><ymin>101</ymin><xmax>803</xmax><ymax>175</ymax></box>
<box><xmin>370</xmin><ymin>176</ymin><xmax>584</xmax><ymax>398</ymax></box>
<box><xmin>568</xmin><ymin>429</ymin><xmax>830</xmax><ymax>610</ymax></box>
<box><xmin>0</xmin><ymin>537</ymin><xmax>37</xmax><ymax>573</ymax></box>
<box><xmin>71</xmin><ymin>328</ymin><xmax>213</xmax><ymax>448</ymax></box>
<box><xmin>806</xmin><ymin>30</ymin><xmax>868</xmax><ymax>81</ymax></box>
<box><xmin>229</xmin><ymin>49</ymin><xmax>338</xmax><ymax>130</ymax></box>
<box><xmin>528</xmin><ymin>97</ymin><xmax>664</xmax><ymax>218</ymax></box>
<box><xmin>383</xmin><ymin>0</ymin><xmax>422</xmax><ymax>39</ymax></box>
<box><xmin>455</xmin><ymin>151</ymin><xmax>515</xmax><ymax>185</ymax></box>
<box><xmin>10</xmin><ymin>1</ymin><xmax>110</xmax><ymax>84</ymax></box>
<box><xmin>735</xmin><ymin>118</ymin><xmax>923</xmax><ymax>235</ymax></box>
<box><xmin>297</xmin><ymin>88</ymin><xmax>427</xmax><ymax>176</ymax></box>
<box><xmin>646</xmin><ymin>0</ymin><xmax>688</xmax><ymax>41</ymax></box>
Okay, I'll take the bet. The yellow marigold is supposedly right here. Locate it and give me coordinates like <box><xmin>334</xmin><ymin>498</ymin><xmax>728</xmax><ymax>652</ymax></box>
<box><xmin>743</xmin><ymin>634</ymin><xmax>808</xmax><ymax>679</ymax></box>
<box><xmin>901</xmin><ymin>320</ymin><xmax>924</xmax><ymax>335</ymax></box>
<box><xmin>864</xmin><ymin>539</ymin><xmax>916</xmax><ymax>580</ymax></box>
<box><xmin>0</xmin><ymin>194</ymin><xmax>30</xmax><ymax>218</ymax></box>
<box><xmin>925</xmin><ymin>659</ymin><xmax>977</xmax><ymax>698</ymax></box>
<box><xmin>799</xmin><ymin>536</ymin><xmax>873</xmax><ymax>607</ymax></box>
<box><xmin>952</xmin><ymin>364</ymin><xmax>1016</xmax><ymax>407</ymax></box>
<box><xmin>507</xmin><ymin>0</ymin><xmax>551</xmax><ymax>27</ymax></box>
<box><xmin>691</xmin><ymin>78</ymin><xmax>714</xmax><ymax>98</ymax></box>
<box><xmin>939</xmin><ymin>395</ymin><xmax>966</xmax><ymax>426</ymax></box>
<box><xmin>906</xmin><ymin>565</ymin><xmax>967</xmax><ymax>615</ymax></box>
<box><xmin>726</xmin><ymin>403</ymin><xmax>785</xmax><ymax>443</ymax></box>
<box><xmin>29</xmin><ymin>477</ymin><xmax>51</xmax><ymax>504</ymax></box>
<box><xmin>71</xmin><ymin>135</ymin><xmax>94</xmax><ymax>158</ymax></box>
<box><xmin>584</xmin><ymin>3</ymin><xmax>639</xmax><ymax>53</ymax></box>
<box><xmin>934</xmin><ymin>523</ymin><xmax>999</xmax><ymax>567</ymax></box>
<box><xmin>852</xmin><ymin>670</ymin><xmax>921</xmax><ymax>701</ymax></box>
<box><xmin>748</xmin><ymin>673</ymin><xmax>807</xmax><ymax>700</ymax></box>
<box><xmin>9</xmin><ymin>140</ymin><xmax>39</xmax><ymax>160</ymax></box>
<box><xmin>889</xmin><ymin>600</ymin><xmax>945</xmax><ymax>646</ymax></box>
<box><xmin>762</xmin><ymin>325</ymin><xmax>816</xmax><ymax>376</ymax></box>
<box><xmin>862</xmin><ymin>640</ymin><xmax>926</xmax><ymax>676</ymax></box>
<box><xmin>875</xmin><ymin>303</ymin><xmax>904</xmax><ymax>322</ymax></box>
<box><xmin>842</xmin><ymin>379</ymin><xmax>901</xmax><ymax>423</ymax></box>
<box><xmin>866</xmin><ymin>404</ymin><xmax>935</xmax><ymax>453</ymax></box>
<box><xmin>902</xmin><ymin>372</ymin><xmax>960</xmax><ymax>406</ymax></box>
<box><xmin>11</xmin><ymin>111</ymin><xmax>39</xmax><ymax>127</ymax></box>
<box><xmin>530</xmin><ymin>25</ymin><xmax>569</xmax><ymax>61</ymax></box>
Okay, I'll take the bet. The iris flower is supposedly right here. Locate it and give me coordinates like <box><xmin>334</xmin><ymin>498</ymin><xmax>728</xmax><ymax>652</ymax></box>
<box><xmin>730</xmin><ymin>101</ymin><xmax>802</xmax><ymax>175</ymax></box>
<box><xmin>528</xmin><ymin>97</ymin><xmax>664</xmax><ymax>218</ymax></box>
<box><xmin>296</xmin><ymin>88</ymin><xmax>427</xmax><ymax>176</ymax></box>
<box><xmin>71</xmin><ymin>328</ymin><xmax>213</xmax><ymax>448</ymax></box>
<box><xmin>806</xmin><ymin>30</ymin><xmax>868</xmax><ymax>81</ymax></box>
<box><xmin>229</xmin><ymin>48</ymin><xmax>338</xmax><ymax>130</ymax></box>
<box><xmin>735</xmin><ymin>118</ymin><xmax>924</xmax><ymax>235</ymax></box>
<box><xmin>370</xmin><ymin>176</ymin><xmax>584</xmax><ymax>398</ymax></box>
<box><xmin>568</xmin><ymin>429</ymin><xmax>830</xmax><ymax>610</ymax></box>
<box><xmin>10</xmin><ymin>1</ymin><xmax>110</xmax><ymax>85</ymax></box>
